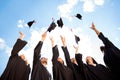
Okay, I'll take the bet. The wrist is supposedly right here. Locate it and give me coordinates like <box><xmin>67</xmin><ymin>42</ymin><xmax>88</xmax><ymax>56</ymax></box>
<box><xmin>41</xmin><ymin>38</ymin><xmax>45</xmax><ymax>42</ymax></box>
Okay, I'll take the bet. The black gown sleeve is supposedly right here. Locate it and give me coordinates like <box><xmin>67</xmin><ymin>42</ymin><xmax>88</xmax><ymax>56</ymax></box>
<box><xmin>33</xmin><ymin>41</ymin><xmax>43</xmax><ymax>69</ymax></box>
<box><xmin>99</xmin><ymin>32</ymin><xmax>120</xmax><ymax>57</ymax></box>
<box><xmin>62</xmin><ymin>46</ymin><xmax>80</xmax><ymax>80</ymax></box>
<box><xmin>76</xmin><ymin>53</ymin><xmax>94</xmax><ymax>80</ymax></box>
<box><xmin>24</xmin><ymin>64</ymin><xmax>31</xmax><ymax>80</ymax></box>
<box><xmin>11</xmin><ymin>39</ymin><xmax>27</xmax><ymax>56</ymax></box>
<box><xmin>52</xmin><ymin>45</ymin><xmax>59</xmax><ymax>64</ymax></box>
<box><xmin>75</xmin><ymin>53</ymin><xmax>86</xmax><ymax>74</ymax></box>
<box><xmin>98</xmin><ymin>32</ymin><xmax>114</xmax><ymax>48</ymax></box>
<box><xmin>61</xmin><ymin>46</ymin><xmax>74</xmax><ymax>70</ymax></box>
<box><xmin>52</xmin><ymin>45</ymin><xmax>62</xmax><ymax>80</ymax></box>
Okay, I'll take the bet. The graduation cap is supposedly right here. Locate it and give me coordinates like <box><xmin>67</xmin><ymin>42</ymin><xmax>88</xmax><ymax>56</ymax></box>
<box><xmin>75</xmin><ymin>13</ymin><xmax>82</xmax><ymax>20</ymax></box>
<box><xmin>75</xmin><ymin>35</ymin><xmax>80</xmax><ymax>44</ymax></box>
<box><xmin>27</xmin><ymin>20</ymin><xmax>36</xmax><ymax>28</ymax></box>
<box><xmin>57</xmin><ymin>17</ymin><xmax>63</xmax><ymax>28</ymax></box>
<box><xmin>47</xmin><ymin>21</ymin><xmax>56</xmax><ymax>32</ymax></box>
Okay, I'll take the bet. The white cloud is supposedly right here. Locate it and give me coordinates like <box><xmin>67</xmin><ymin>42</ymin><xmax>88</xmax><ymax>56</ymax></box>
<box><xmin>94</xmin><ymin>0</ymin><xmax>104</xmax><ymax>5</ymax></box>
<box><xmin>0</xmin><ymin>38</ymin><xmax>12</xmax><ymax>56</ymax></box>
<box><xmin>17</xmin><ymin>19</ymin><xmax>28</xmax><ymax>28</ymax></box>
<box><xmin>115</xmin><ymin>37</ymin><xmax>120</xmax><ymax>42</ymax></box>
<box><xmin>0</xmin><ymin>38</ymin><xmax>5</xmax><ymax>50</ymax></box>
<box><xmin>58</xmin><ymin>0</ymin><xmax>79</xmax><ymax>19</ymax></box>
<box><xmin>83</xmin><ymin>0</ymin><xmax>95</xmax><ymax>12</ymax></box>
<box><xmin>58</xmin><ymin>0</ymin><xmax>105</xmax><ymax>19</ymax></box>
<box><xmin>80</xmin><ymin>0</ymin><xmax>105</xmax><ymax>12</ymax></box>
<box><xmin>17</xmin><ymin>20</ymin><xmax>24</xmax><ymax>28</ymax></box>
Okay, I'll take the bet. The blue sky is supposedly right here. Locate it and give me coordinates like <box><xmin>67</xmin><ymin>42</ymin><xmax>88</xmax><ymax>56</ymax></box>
<box><xmin>0</xmin><ymin>0</ymin><xmax>120</xmax><ymax>78</ymax></box>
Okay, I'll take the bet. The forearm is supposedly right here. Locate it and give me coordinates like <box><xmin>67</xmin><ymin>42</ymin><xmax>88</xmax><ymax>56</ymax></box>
<box><xmin>11</xmin><ymin>39</ymin><xmax>27</xmax><ymax>56</ymax></box>
<box><xmin>75</xmin><ymin>54</ymin><xmax>85</xmax><ymax>71</ymax></box>
<box><xmin>62</xmin><ymin>46</ymin><xmax>73</xmax><ymax>68</ymax></box>
<box><xmin>91</xmin><ymin>22</ymin><xmax>100</xmax><ymax>36</ymax></box>
<box><xmin>52</xmin><ymin>45</ymin><xmax>59</xmax><ymax>63</ymax></box>
<box><xmin>94</xmin><ymin>28</ymin><xmax>100</xmax><ymax>36</ymax></box>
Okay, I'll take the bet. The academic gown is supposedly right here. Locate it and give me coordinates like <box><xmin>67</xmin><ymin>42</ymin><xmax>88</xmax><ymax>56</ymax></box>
<box><xmin>98</xmin><ymin>32</ymin><xmax>120</xmax><ymax>79</ymax></box>
<box><xmin>0</xmin><ymin>39</ymin><xmax>31</xmax><ymax>80</ymax></box>
<box><xmin>62</xmin><ymin>46</ymin><xmax>84</xmax><ymax>80</ymax></box>
<box><xmin>31</xmin><ymin>41</ymin><xmax>51</xmax><ymax>80</ymax></box>
<box><xmin>52</xmin><ymin>45</ymin><xmax>74</xmax><ymax>80</ymax></box>
<box><xmin>24</xmin><ymin>64</ymin><xmax>31</xmax><ymax>80</ymax></box>
<box><xmin>75</xmin><ymin>53</ymin><xmax>114</xmax><ymax>80</ymax></box>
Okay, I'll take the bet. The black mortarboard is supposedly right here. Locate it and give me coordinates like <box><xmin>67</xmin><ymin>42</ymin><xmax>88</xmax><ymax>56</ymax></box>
<box><xmin>47</xmin><ymin>21</ymin><xmax>56</xmax><ymax>32</ymax></box>
<box><xmin>27</xmin><ymin>20</ymin><xmax>35</xmax><ymax>28</ymax></box>
<box><xmin>75</xmin><ymin>35</ymin><xmax>80</xmax><ymax>44</ymax></box>
<box><xmin>57</xmin><ymin>17</ymin><xmax>63</xmax><ymax>28</ymax></box>
<box><xmin>76</xmin><ymin>14</ymin><xmax>82</xmax><ymax>20</ymax></box>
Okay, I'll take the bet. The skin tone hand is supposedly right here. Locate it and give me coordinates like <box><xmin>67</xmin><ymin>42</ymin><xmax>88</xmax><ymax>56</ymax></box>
<box><xmin>41</xmin><ymin>32</ymin><xmax>47</xmax><ymax>42</ymax></box>
<box><xmin>73</xmin><ymin>45</ymin><xmax>79</xmax><ymax>54</ymax></box>
<box><xmin>49</xmin><ymin>36</ymin><xmax>55</xmax><ymax>47</ymax></box>
<box><xmin>60</xmin><ymin>35</ymin><xmax>66</xmax><ymax>47</ymax></box>
<box><xmin>19</xmin><ymin>31</ymin><xmax>25</xmax><ymax>40</ymax></box>
<box><xmin>90</xmin><ymin>22</ymin><xmax>100</xmax><ymax>35</ymax></box>
<box><xmin>90</xmin><ymin>22</ymin><xmax>96</xmax><ymax>30</ymax></box>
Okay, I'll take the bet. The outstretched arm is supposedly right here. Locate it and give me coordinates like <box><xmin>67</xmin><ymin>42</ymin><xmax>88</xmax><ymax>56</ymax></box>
<box><xmin>41</xmin><ymin>31</ymin><xmax>47</xmax><ymax>42</ymax></box>
<box><xmin>49</xmin><ymin>36</ymin><xmax>55</xmax><ymax>47</ymax></box>
<box><xmin>73</xmin><ymin>45</ymin><xmax>86</xmax><ymax>74</ymax></box>
<box><xmin>90</xmin><ymin>22</ymin><xmax>115</xmax><ymax>47</ymax></box>
<box><xmin>60</xmin><ymin>36</ymin><xmax>73</xmax><ymax>68</ymax></box>
<box><xmin>33</xmin><ymin>32</ymin><xmax>47</xmax><ymax>67</ymax></box>
<box><xmin>11</xmin><ymin>32</ymin><xmax>27</xmax><ymax>56</ymax></box>
<box><xmin>34</xmin><ymin>32</ymin><xmax>47</xmax><ymax>56</ymax></box>
<box><xmin>90</xmin><ymin>22</ymin><xmax>100</xmax><ymax>36</ymax></box>
<box><xmin>50</xmin><ymin>37</ymin><xmax>59</xmax><ymax>64</ymax></box>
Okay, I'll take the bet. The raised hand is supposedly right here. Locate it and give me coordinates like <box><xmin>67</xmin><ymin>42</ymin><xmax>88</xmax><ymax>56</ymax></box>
<box><xmin>90</xmin><ymin>22</ymin><xmax>96</xmax><ymax>30</ymax></box>
<box><xmin>41</xmin><ymin>32</ymin><xmax>47</xmax><ymax>41</ymax></box>
<box><xmin>49</xmin><ymin>36</ymin><xmax>55</xmax><ymax>47</ymax></box>
<box><xmin>19</xmin><ymin>31</ymin><xmax>25</xmax><ymax>40</ymax></box>
<box><xmin>90</xmin><ymin>22</ymin><xmax>100</xmax><ymax>35</ymax></box>
<box><xmin>60</xmin><ymin>35</ymin><xmax>66</xmax><ymax>47</ymax></box>
<box><xmin>73</xmin><ymin>45</ymin><xmax>79</xmax><ymax>54</ymax></box>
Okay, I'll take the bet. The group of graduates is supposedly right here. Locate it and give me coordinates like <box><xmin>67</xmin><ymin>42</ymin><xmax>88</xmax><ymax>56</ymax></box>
<box><xmin>0</xmin><ymin>21</ymin><xmax>120</xmax><ymax>80</ymax></box>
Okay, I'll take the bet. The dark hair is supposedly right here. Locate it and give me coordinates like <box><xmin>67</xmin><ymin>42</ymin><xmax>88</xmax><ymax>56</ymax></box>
<box><xmin>100</xmin><ymin>46</ymin><xmax>105</xmax><ymax>52</ymax></box>
<box><xmin>57</xmin><ymin>58</ymin><xmax>64</xmax><ymax>65</ymax></box>
<box><xmin>40</xmin><ymin>57</ymin><xmax>48</xmax><ymax>64</ymax></box>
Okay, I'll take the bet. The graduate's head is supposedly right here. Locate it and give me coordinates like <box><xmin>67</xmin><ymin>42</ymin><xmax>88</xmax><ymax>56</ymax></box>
<box><xmin>20</xmin><ymin>54</ymin><xmax>29</xmax><ymax>65</ymax></box>
<box><xmin>40</xmin><ymin>57</ymin><xmax>48</xmax><ymax>66</ymax></box>
<box><xmin>100</xmin><ymin>46</ymin><xmax>105</xmax><ymax>53</ymax></box>
<box><xmin>57</xmin><ymin>57</ymin><xmax>64</xmax><ymax>64</ymax></box>
<box><xmin>71</xmin><ymin>58</ymin><xmax>77</xmax><ymax>65</ymax></box>
<box><xmin>20</xmin><ymin>54</ymin><xmax>26</xmax><ymax>60</ymax></box>
<box><xmin>86</xmin><ymin>56</ymin><xmax>98</xmax><ymax>65</ymax></box>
